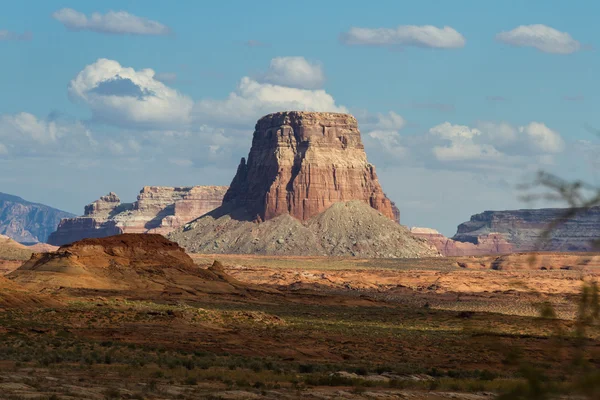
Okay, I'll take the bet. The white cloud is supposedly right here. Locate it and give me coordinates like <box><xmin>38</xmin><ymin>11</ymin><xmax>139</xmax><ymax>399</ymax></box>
<box><xmin>0</xmin><ymin>143</ymin><xmax>7</xmax><ymax>155</ymax></box>
<box><xmin>0</xmin><ymin>30</ymin><xmax>32</xmax><ymax>41</ymax></box>
<box><xmin>428</xmin><ymin>121</ymin><xmax>564</xmax><ymax>163</ymax></box>
<box><xmin>52</xmin><ymin>8</ymin><xmax>171</xmax><ymax>36</ymax></box>
<box><xmin>496</xmin><ymin>24</ymin><xmax>580</xmax><ymax>54</ymax></box>
<box><xmin>340</xmin><ymin>25</ymin><xmax>465</xmax><ymax>49</ymax></box>
<box><xmin>519</xmin><ymin>122</ymin><xmax>564</xmax><ymax>153</ymax></box>
<box><xmin>430</xmin><ymin>122</ymin><xmax>503</xmax><ymax>161</ymax></box>
<box><xmin>194</xmin><ymin>76</ymin><xmax>347</xmax><ymax>126</ymax></box>
<box><xmin>262</xmin><ymin>57</ymin><xmax>325</xmax><ymax>89</ymax></box>
<box><xmin>69</xmin><ymin>58</ymin><xmax>193</xmax><ymax>128</ymax></box>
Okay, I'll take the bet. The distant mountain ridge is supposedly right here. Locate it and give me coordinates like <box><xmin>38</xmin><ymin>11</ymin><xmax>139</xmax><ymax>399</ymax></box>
<box><xmin>0</xmin><ymin>192</ymin><xmax>75</xmax><ymax>244</ymax></box>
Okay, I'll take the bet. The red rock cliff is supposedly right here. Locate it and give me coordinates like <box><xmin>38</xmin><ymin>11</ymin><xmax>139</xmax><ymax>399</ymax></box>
<box><xmin>223</xmin><ymin>111</ymin><xmax>396</xmax><ymax>222</ymax></box>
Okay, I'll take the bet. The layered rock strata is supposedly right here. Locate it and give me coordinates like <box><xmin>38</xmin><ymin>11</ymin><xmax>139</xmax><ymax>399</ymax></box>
<box><xmin>223</xmin><ymin>111</ymin><xmax>397</xmax><ymax>222</ymax></box>
<box><xmin>47</xmin><ymin>186</ymin><xmax>227</xmax><ymax>246</ymax></box>
<box><xmin>453</xmin><ymin>207</ymin><xmax>600</xmax><ymax>252</ymax></box>
<box><xmin>410</xmin><ymin>227</ymin><xmax>513</xmax><ymax>256</ymax></box>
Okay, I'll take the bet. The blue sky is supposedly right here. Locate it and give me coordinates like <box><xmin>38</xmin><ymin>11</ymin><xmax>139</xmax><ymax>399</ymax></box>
<box><xmin>1</xmin><ymin>0</ymin><xmax>599</xmax><ymax>235</ymax></box>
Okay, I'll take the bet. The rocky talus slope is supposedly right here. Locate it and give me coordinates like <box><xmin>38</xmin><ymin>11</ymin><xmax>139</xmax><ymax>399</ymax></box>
<box><xmin>48</xmin><ymin>186</ymin><xmax>227</xmax><ymax>246</ymax></box>
<box><xmin>410</xmin><ymin>227</ymin><xmax>513</xmax><ymax>256</ymax></box>
<box><xmin>453</xmin><ymin>207</ymin><xmax>600</xmax><ymax>251</ymax></box>
<box><xmin>0</xmin><ymin>192</ymin><xmax>75</xmax><ymax>243</ymax></box>
<box><xmin>170</xmin><ymin>201</ymin><xmax>438</xmax><ymax>258</ymax></box>
<box><xmin>223</xmin><ymin>111</ymin><xmax>397</xmax><ymax>222</ymax></box>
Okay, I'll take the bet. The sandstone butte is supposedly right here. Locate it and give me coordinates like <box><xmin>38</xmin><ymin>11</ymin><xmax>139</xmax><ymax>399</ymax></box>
<box><xmin>47</xmin><ymin>186</ymin><xmax>228</xmax><ymax>246</ymax></box>
<box><xmin>223</xmin><ymin>111</ymin><xmax>400</xmax><ymax>223</ymax></box>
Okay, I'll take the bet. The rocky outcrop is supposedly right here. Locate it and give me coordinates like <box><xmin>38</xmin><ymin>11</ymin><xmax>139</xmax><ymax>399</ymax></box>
<box><xmin>410</xmin><ymin>227</ymin><xmax>513</xmax><ymax>256</ymax></box>
<box><xmin>453</xmin><ymin>207</ymin><xmax>600</xmax><ymax>252</ymax></box>
<box><xmin>0</xmin><ymin>192</ymin><xmax>75</xmax><ymax>244</ymax></box>
<box><xmin>223</xmin><ymin>111</ymin><xmax>397</xmax><ymax>222</ymax></box>
<box><xmin>47</xmin><ymin>186</ymin><xmax>228</xmax><ymax>246</ymax></box>
<box><xmin>11</xmin><ymin>234</ymin><xmax>264</xmax><ymax>297</ymax></box>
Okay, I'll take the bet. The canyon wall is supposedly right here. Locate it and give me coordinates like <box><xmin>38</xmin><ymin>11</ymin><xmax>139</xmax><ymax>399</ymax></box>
<box><xmin>47</xmin><ymin>186</ymin><xmax>227</xmax><ymax>246</ymax></box>
<box><xmin>453</xmin><ymin>207</ymin><xmax>600</xmax><ymax>252</ymax></box>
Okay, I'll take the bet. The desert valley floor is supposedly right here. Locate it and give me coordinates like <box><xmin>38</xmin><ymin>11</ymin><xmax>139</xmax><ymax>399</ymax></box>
<box><xmin>0</xmin><ymin>235</ymin><xmax>598</xmax><ymax>399</ymax></box>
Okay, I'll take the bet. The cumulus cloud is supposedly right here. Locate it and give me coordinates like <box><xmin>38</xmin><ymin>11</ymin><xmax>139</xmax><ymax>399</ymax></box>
<box><xmin>340</xmin><ymin>25</ymin><xmax>465</xmax><ymax>49</ymax></box>
<box><xmin>430</xmin><ymin>122</ymin><xmax>503</xmax><ymax>161</ymax></box>
<box><xmin>262</xmin><ymin>57</ymin><xmax>325</xmax><ymax>89</ymax></box>
<box><xmin>429</xmin><ymin>121</ymin><xmax>564</xmax><ymax>163</ymax></box>
<box><xmin>52</xmin><ymin>8</ymin><xmax>171</xmax><ymax>36</ymax></box>
<box><xmin>519</xmin><ymin>122</ymin><xmax>564</xmax><ymax>153</ymax></box>
<box><xmin>69</xmin><ymin>58</ymin><xmax>193</xmax><ymax>128</ymax></box>
<box><xmin>194</xmin><ymin>76</ymin><xmax>347</xmax><ymax>126</ymax></box>
<box><xmin>496</xmin><ymin>24</ymin><xmax>580</xmax><ymax>54</ymax></box>
<box><xmin>0</xmin><ymin>30</ymin><xmax>32</xmax><ymax>41</ymax></box>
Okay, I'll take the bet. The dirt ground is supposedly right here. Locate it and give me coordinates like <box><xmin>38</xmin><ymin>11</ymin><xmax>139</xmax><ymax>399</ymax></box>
<box><xmin>0</xmin><ymin>251</ymin><xmax>597</xmax><ymax>399</ymax></box>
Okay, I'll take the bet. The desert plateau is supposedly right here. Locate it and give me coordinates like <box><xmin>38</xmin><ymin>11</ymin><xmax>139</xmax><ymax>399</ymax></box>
<box><xmin>2</xmin><ymin>3</ymin><xmax>600</xmax><ymax>399</ymax></box>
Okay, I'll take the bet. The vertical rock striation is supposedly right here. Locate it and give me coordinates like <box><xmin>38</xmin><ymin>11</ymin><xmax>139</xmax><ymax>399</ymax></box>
<box><xmin>223</xmin><ymin>111</ymin><xmax>397</xmax><ymax>222</ymax></box>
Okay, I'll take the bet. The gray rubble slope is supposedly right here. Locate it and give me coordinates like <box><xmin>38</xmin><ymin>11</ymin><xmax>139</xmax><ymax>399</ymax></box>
<box><xmin>168</xmin><ymin>201</ymin><xmax>439</xmax><ymax>258</ymax></box>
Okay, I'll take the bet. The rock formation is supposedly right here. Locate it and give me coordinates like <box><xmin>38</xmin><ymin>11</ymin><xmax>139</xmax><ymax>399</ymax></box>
<box><xmin>169</xmin><ymin>111</ymin><xmax>435</xmax><ymax>258</ymax></box>
<box><xmin>11</xmin><ymin>234</ymin><xmax>264</xmax><ymax>297</ymax></box>
<box><xmin>170</xmin><ymin>201</ymin><xmax>439</xmax><ymax>258</ymax></box>
<box><xmin>0</xmin><ymin>192</ymin><xmax>75</xmax><ymax>244</ymax></box>
<box><xmin>223</xmin><ymin>111</ymin><xmax>397</xmax><ymax>222</ymax></box>
<box><xmin>410</xmin><ymin>227</ymin><xmax>513</xmax><ymax>256</ymax></box>
<box><xmin>47</xmin><ymin>186</ymin><xmax>228</xmax><ymax>246</ymax></box>
<box><xmin>453</xmin><ymin>207</ymin><xmax>600</xmax><ymax>252</ymax></box>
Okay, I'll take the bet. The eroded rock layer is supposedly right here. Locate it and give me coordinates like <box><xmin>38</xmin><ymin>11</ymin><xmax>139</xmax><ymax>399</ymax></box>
<box><xmin>410</xmin><ymin>228</ymin><xmax>513</xmax><ymax>256</ymax></box>
<box><xmin>453</xmin><ymin>207</ymin><xmax>600</xmax><ymax>252</ymax></box>
<box><xmin>223</xmin><ymin>111</ymin><xmax>396</xmax><ymax>222</ymax></box>
<box><xmin>47</xmin><ymin>186</ymin><xmax>227</xmax><ymax>246</ymax></box>
<box><xmin>11</xmin><ymin>234</ymin><xmax>259</xmax><ymax>297</ymax></box>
